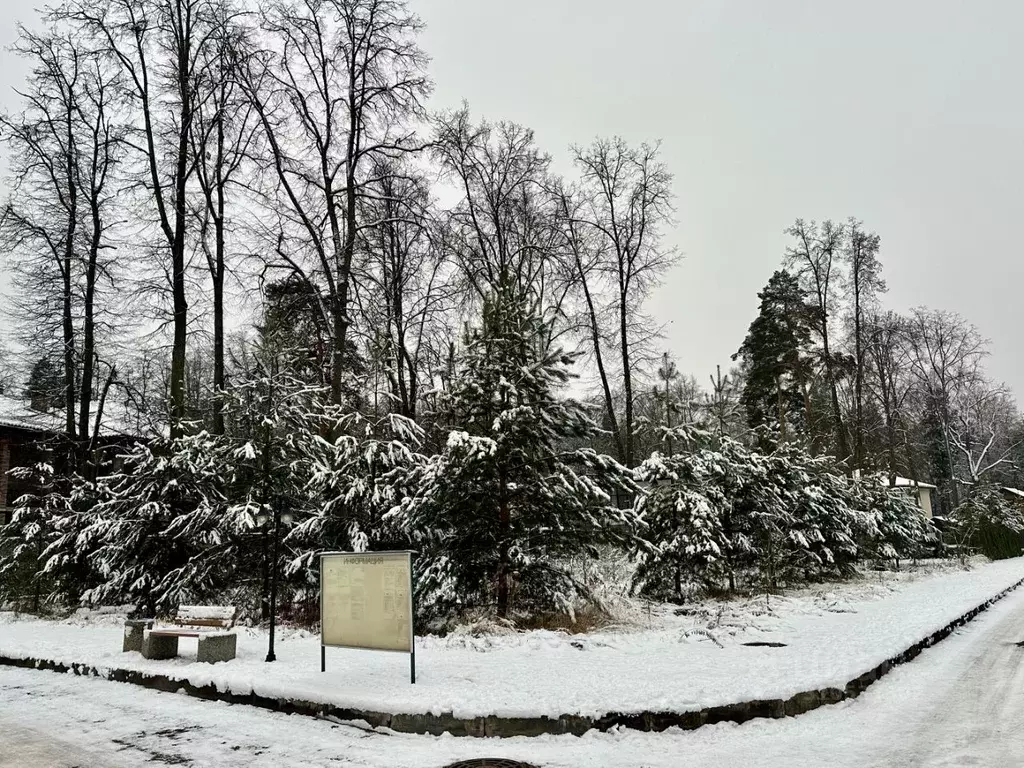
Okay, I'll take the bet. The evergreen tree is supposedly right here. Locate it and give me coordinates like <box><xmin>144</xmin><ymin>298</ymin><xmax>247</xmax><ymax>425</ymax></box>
<box><xmin>399</xmin><ymin>283</ymin><xmax>638</xmax><ymax>622</ymax></box>
<box><xmin>0</xmin><ymin>464</ymin><xmax>71</xmax><ymax>609</ymax></box>
<box><xmin>948</xmin><ymin>484</ymin><xmax>1024</xmax><ymax>561</ymax></box>
<box><xmin>25</xmin><ymin>357</ymin><xmax>65</xmax><ymax>411</ymax></box>
<box><xmin>632</xmin><ymin>427</ymin><xmax>731</xmax><ymax>601</ymax></box>
<box><xmin>771</xmin><ymin>445</ymin><xmax>863</xmax><ymax>579</ymax></box>
<box><xmin>921</xmin><ymin>399</ymin><xmax>953</xmax><ymax>515</ymax></box>
<box><xmin>856</xmin><ymin>479</ymin><xmax>935</xmax><ymax>567</ymax></box>
<box><xmin>294</xmin><ymin>411</ymin><xmax>426</xmax><ymax>565</ymax></box>
<box><xmin>734</xmin><ymin>271</ymin><xmax>816</xmax><ymax>448</ymax></box>
<box><xmin>257</xmin><ymin>277</ymin><xmax>367</xmax><ymax>406</ymax></box>
<box><xmin>632</xmin><ymin>432</ymin><xmax>937</xmax><ymax>599</ymax></box>
<box><xmin>218</xmin><ymin>359</ymin><xmax>342</xmax><ymax>617</ymax></box>
<box><xmin>69</xmin><ymin>435</ymin><xmax>232</xmax><ymax>615</ymax></box>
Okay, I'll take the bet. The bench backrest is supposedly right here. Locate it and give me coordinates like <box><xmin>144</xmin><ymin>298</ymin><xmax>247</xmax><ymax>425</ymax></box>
<box><xmin>174</xmin><ymin>605</ymin><xmax>237</xmax><ymax>629</ymax></box>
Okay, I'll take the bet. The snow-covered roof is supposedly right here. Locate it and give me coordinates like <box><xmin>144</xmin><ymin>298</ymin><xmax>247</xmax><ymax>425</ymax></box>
<box><xmin>0</xmin><ymin>394</ymin><xmax>155</xmax><ymax>439</ymax></box>
<box><xmin>0</xmin><ymin>395</ymin><xmax>61</xmax><ymax>433</ymax></box>
<box><xmin>885</xmin><ymin>476</ymin><xmax>937</xmax><ymax>490</ymax></box>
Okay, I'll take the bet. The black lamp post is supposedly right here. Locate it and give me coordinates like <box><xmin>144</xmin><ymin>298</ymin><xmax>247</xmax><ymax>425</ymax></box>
<box><xmin>256</xmin><ymin>497</ymin><xmax>293</xmax><ymax>662</ymax></box>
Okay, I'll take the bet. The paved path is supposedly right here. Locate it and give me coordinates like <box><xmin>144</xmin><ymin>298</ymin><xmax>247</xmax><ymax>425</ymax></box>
<box><xmin>0</xmin><ymin>724</ymin><xmax>99</xmax><ymax>768</ymax></box>
<box><xmin>4</xmin><ymin>590</ymin><xmax>1024</xmax><ymax>767</ymax></box>
<box><xmin>883</xmin><ymin>589</ymin><xmax>1024</xmax><ymax>767</ymax></box>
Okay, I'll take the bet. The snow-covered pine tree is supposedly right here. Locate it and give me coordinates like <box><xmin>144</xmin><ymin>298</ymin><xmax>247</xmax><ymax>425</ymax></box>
<box><xmin>397</xmin><ymin>282</ymin><xmax>638</xmax><ymax>622</ymax></box>
<box><xmin>772</xmin><ymin>445</ymin><xmax>864</xmax><ymax>579</ymax></box>
<box><xmin>733</xmin><ymin>270</ymin><xmax>816</xmax><ymax>447</ymax></box>
<box><xmin>65</xmin><ymin>434</ymin><xmax>233</xmax><ymax>615</ymax></box>
<box><xmin>0</xmin><ymin>463</ymin><xmax>74</xmax><ymax>609</ymax></box>
<box><xmin>293</xmin><ymin>411</ymin><xmax>426</xmax><ymax>567</ymax></box>
<box><xmin>217</xmin><ymin>362</ymin><xmax>340</xmax><ymax>616</ymax></box>
<box><xmin>949</xmin><ymin>484</ymin><xmax>1024</xmax><ymax>561</ymax></box>
<box><xmin>855</xmin><ymin>479</ymin><xmax>935</xmax><ymax>568</ymax></box>
<box><xmin>632</xmin><ymin>427</ymin><xmax>731</xmax><ymax>600</ymax></box>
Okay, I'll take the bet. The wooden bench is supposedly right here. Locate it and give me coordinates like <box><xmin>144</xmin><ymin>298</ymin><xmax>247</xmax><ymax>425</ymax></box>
<box><xmin>139</xmin><ymin>605</ymin><xmax>238</xmax><ymax>663</ymax></box>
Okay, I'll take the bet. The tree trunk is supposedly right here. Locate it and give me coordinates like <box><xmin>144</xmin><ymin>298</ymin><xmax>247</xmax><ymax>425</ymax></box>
<box><xmin>211</xmin><ymin>126</ymin><xmax>226</xmax><ymax>435</ymax></box>
<box><xmin>169</xmin><ymin>13</ymin><xmax>193</xmax><ymax>440</ymax></box>
<box><xmin>619</xmin><ymin>288</ymin><xmax>635</xmax><ymax>468</ymax></box>
<box><xmin>332</xmin><ymin>115</ymin><xmax>360</xmax><ymax>407</ymax></box>
<box><xmin>61</xmin><ymin>242</ymin><xmax>77</xmax><ymax>440</ymax></box>
<box><xmin>943</xmin><ymin>416</ymin><xmax>960</xmax><ymax>507</ymax></box>
<box><xmin>496</xmin><ymin>467</ymin><xmax>511</xmax><ymax>619</ymax></box>
<box><xmin>853</xmin><ymin>273</ymin><xmax>864</xmax><ymax>469</ymax></box>
<box><xmin>776</xmin><ymin>371</ymin><xmax>787</xmax><ymax>443</ymax></box>
<box><xmin>577</xmin><ymin>253</ymin><xmax>624</xmax><ymax>462</ymax></box>
<box><xmin>820</xmin><ymin>320</ymin><xmax>850</xmax><ymax>461</ymax></box>
<box><xmin>78</xmin><ymin>192</ymin><xmax>103</xmax><ymax>467</ymax></box>
<box><xmin>61</xmin><ymin>104</ymin><xmax>78</xmax><ymax>442</ymax></box>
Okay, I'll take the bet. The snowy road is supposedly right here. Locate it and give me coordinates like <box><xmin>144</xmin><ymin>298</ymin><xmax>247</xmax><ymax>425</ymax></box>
<box><xmin>5</xmin><ymin>590</ymin><xmax>1024</xmax><ymax>767</ymax></box>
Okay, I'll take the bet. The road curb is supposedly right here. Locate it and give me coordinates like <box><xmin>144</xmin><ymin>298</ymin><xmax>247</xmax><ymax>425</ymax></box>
<box><xmin>3</xmin><ymin>575</ymin><xmax>1023</xmax><ymax>738</ymax></box>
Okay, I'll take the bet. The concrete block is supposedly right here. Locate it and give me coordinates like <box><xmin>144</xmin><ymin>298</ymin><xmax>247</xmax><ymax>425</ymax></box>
<box><xmin>142</xmin><ymin>633</ymin><xmax>179</xmax><ymax>660</ymax></box>
<box><xmin>197</xmin><ymin>633</ymin><xmax>236</xmax><ymax>663</ymax></box>
<box><xmin>122</xmin><ymin>620</ymin><xmax>154</xmax><ymax>653</ymax></box>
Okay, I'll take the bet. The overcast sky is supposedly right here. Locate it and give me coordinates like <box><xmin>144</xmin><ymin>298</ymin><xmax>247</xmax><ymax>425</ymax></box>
<box><xmin>418</xmin><ymin>0</ymin><xmax>1024</xmax><ymax>395</ymax></box>
<box><xmin>1</xmin><ymin>0</ymin><xmax>1022</xmax><ymax>394</ymax></box>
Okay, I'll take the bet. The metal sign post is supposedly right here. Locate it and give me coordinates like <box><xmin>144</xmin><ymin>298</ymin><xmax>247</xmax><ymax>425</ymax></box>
<box><xmin>319</xmin><ymin>550</ymin><xmax>416</xmax><ymax>684</ymax></box>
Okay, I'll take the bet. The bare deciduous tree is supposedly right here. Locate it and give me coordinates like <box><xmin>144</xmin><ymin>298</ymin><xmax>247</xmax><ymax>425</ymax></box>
<box><xmin>865</xmin><ymin>311</ymin><xmax>914</xmax><ymax>481</ymax></box>
<box><xmin>352</xmin><ymin>159</ymin><xmax>455</xmax><ymax>419</ymax></box>
<box><xmin>904</xmin><ymin>306</ymin><xmax>988</xmax><ymax>503</ymax></box>
<box><xmin>570</xmin><ymin>137</ymin><xmax>677</xmax><ymax>468</ymax></box>
<box><xmin>239</xmin><ymin>0</ymin><xmax>430</xmax><ymax>407</ymax></box>
<box><xmin>785</xmin><ymin>218</ymin><xmax>850</xmax><ymax>462</ymax></box>
<box><xmin>65</xmin><ymin>0</ymin><xmax>217</xmax><ymax>438</ymax></box>
<box><xmin>949</xmin><ymin>378</ymin><xmax>1018</xmax><ymax>483</ymax></box>
<box><xmin>843</xmin><ymin>218</ymin><xmax>884</xmax><ymax>469</ymax></box>
<box><xmin>1</xmin><ymin>26</ymin><xmax>126</xmax><ymax>465</ymax></box>
<box><xmin>190</xmin><ymin>6</ymin><xmax>255</xmax><ymax>434</ymax></box>
<box><xmin>433</xmin><ymin>109</ymin><xmax>573</xmax><ymax>340</ymax></box>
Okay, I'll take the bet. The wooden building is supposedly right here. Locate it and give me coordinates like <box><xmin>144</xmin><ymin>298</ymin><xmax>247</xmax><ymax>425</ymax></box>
<box><xmin>0</xmin><ymin>394</ymin><xmax>152</xmax><ymax>524</ymax></box>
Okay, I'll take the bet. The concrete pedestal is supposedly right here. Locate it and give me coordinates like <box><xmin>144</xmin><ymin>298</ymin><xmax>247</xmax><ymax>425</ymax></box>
<box><xmin>141</xmin><ymin>633</ymin><xmax>179</xmax><ymax>660</ymax></box>
<box><xmin>122</xmin><ymin>619</ymin><xmax>155</xmax><ymax>653</ymax></box>
<box><xmin>197</xmin><ymin>633</ymin><xmax>237</xmax><ymax>663</ymax></box>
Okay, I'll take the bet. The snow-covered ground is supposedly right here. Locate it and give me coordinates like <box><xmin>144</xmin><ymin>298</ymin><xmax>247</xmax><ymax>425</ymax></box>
<box><xmin>2</xmin><ymin>557</ymin><xmax>1023</xmax><ymax>724</ymax></box>
<box><xmin>6</xmin><ymin>580</ymin><xmax>1024</xmax><ymax>767</ymax></box>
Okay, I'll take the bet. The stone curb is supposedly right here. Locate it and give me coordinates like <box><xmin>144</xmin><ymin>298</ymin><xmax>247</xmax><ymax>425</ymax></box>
<box><xmin>3</xmin><ymin>575</ymin><xmax>1023</xmax><ymax>738</ymax></box>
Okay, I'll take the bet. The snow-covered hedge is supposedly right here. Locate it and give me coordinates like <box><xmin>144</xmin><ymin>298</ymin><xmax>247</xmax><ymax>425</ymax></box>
<box><xmin>631</xmin><ymin>427</ymin><xmax>936</xmax><ymax>601</ymax></box>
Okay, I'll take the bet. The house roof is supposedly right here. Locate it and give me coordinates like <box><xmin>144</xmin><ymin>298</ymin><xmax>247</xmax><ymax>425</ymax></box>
<box><xmin>885</xmin><ymin>475</ymin><xmax>937</xmax><ymax>490</ymax></box>
<box><xmin>0</xmin><ymin>394</ymin><xmax>155</xmax><ymax>439</ymax></box>
<box><xmin>0</xmin><ymin>395</ymin><xmax>61</xmax><ymax>433</ymax></box>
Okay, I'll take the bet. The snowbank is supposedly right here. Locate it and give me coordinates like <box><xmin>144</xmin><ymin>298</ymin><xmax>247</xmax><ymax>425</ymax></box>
<box><xmin>1</xmin><ymin>558</ymin><xmax>1022</xmax><ymax>722</ymax></box>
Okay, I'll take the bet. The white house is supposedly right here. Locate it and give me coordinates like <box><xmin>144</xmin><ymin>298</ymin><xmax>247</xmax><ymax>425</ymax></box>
<box><xmin>885</xmin><ymin>476</ymin><xmax>937</xmax><ymax>518</ymax></box>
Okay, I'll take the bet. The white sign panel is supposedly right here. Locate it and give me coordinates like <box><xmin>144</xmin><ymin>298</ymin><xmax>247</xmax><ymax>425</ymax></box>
<box><xmin>320</xmin><ymin>551</ymin><xmax>413</xmax><ymax>653</ymax></box>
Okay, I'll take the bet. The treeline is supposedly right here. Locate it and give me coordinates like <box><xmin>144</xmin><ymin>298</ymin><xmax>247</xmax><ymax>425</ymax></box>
<box><xmin>732</xmin><ymin>219</ymin><xmax>1024</xmax><ymax>516</ymax></box>
<box><xmin>0</xmin><ymin>299</ymin><xmax>950</xmax><ymax>622</ymax></box>
<box><xmin>0</xmin><ymin>0</ymin><xmax>673</xmax><ymax>479</ymax></box>
<box><xmin>0</xmin><ymin>0</ymin><xmax>1021</xmax><ymax>624</ymax></box>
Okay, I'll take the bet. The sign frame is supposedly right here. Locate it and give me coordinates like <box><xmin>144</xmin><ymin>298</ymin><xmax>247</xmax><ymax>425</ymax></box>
<box><xmin>319</xmin><ymin>549</ymin><xmax>416</xmax><ymax>684</ymax></box>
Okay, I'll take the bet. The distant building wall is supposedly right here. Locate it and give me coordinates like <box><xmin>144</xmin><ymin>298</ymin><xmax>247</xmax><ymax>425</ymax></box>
<box><xmin>918</xmin><ymin>487</ymin><xmax>933</xmax><ymax>518</ymax></box>
<box><xmin>0</xmin><ymin>436</ymin><xmax>9</xmax><ymax>524</ymax></box>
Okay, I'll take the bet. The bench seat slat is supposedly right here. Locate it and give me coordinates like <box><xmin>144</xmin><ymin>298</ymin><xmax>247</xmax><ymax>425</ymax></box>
<box><xmin>149</xmin><ymin>629</ymin><xmax>205</xmax><ymax>638</ymax></box>
<box><xmin>172</xmin><ymin>618</ymin><xmax>232</xmax><ymax>628</ymax></box>
<box><xmin>177</xmin><ymin>605</ymin><xmax>236</xmax><ymax>622</ymax></box>
<box><xmin>151</xmin><ymin>605</ymin><xmax>237</xmax><ymax>636</ymax></box>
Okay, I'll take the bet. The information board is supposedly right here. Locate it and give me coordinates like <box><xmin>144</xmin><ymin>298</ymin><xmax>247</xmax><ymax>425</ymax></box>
<box><xmin>320</xmin><ymin>551</ymin><xmax>413</xmax><ymax>653</ymax></box>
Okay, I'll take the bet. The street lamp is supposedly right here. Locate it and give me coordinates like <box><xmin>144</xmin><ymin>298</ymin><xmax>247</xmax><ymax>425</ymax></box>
<box><xmin>256</xmin><ymin>497</ymin><xmax>294</xmax><ymax>662</ymax></box>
